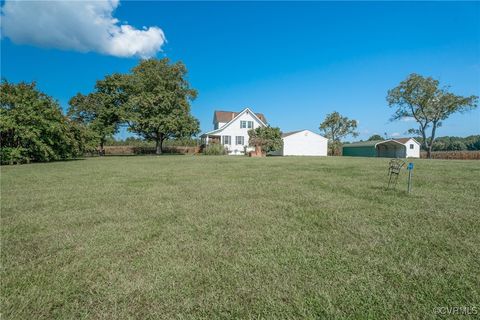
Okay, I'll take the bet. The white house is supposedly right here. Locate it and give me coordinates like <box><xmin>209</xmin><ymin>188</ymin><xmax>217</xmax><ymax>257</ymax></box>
<box><xmin>200</xmin><ymin>108</ymin><xmax>267</xmax><ymax>155</ymax></box>
<box><xmin>270</xmin><ymin>130</ymin><xmax>328</xmax><ymax>156</ymax></box>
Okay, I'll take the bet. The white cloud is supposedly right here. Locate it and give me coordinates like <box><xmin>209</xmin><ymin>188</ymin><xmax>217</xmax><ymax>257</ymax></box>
<box><xmin>1</xmin><ymin>0</ymin><xmax>166</xmax><ymax>58</ymax></box>
<box><xmin>390</xmin><ymin>132</ymin><xmax>401</xmax><ymax>137</ymax></box>
<box><xmin>400</xmin><ymin>116</ymin><xmax>416</xmax><ymax>122</ymax></box>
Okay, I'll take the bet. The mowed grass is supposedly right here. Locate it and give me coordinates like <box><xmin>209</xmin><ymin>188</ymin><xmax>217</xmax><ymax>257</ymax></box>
<box><xmin>1</xmin><ymin>156</ymin><xmax>479</xmax><ymax>319</ymax></box>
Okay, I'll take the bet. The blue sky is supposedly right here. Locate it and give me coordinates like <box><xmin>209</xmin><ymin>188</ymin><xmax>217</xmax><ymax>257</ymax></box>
<box><xmin>2</xmin><ymin>1</ymin><xmax>479</xmax><ymax>141</ymax></box>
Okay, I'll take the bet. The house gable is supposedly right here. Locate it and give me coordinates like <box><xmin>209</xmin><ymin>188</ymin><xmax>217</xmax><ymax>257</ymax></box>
<box><xmin>213</xmin><ymin>110</ymin><xmax>267</xmax><ymax>128</ymax></box>
<box><xmin>203</xmin><ymin>108</ymin><xmax>267</xmax><ymax>136</ymax></box>
<box><xmin>393</xmin><ymin>137</ymin><xmax>421</xmax><ymax>146</ymax></box>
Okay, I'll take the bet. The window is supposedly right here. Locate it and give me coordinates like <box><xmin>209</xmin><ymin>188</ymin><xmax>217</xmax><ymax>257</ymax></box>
<box><xmin>247</xmin><ymin>121</ymin><xmax>254</xmax><ymax>129</ymax></box>
<box><xmin>222</xmin><ymin>136</ymin><xmax>231</xmax><ymax>145</ymax></box>
<box><xmin>236</xmin><ymin>136</ymin><xmax>244</xmax><ymax>145</ymax></box>
<box><xmin>240</xmin><ymin>121</ymin><xmax>247</xmax><ymax>128</ymax></box>
<box><xmin>410</xmin><ymin>144</ymin><xmax>414</xmax><ymax>149</ymax></box>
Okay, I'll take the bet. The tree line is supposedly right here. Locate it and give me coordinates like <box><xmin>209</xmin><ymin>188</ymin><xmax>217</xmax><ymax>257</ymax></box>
<box><xmin>1</xmin><ymin>58</ymin><xmax>199</xmax><ymax>164</ymax></box>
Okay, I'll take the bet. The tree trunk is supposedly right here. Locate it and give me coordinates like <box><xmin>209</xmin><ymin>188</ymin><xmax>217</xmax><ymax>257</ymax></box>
<box><xmin>99</xmin><ymin>140</ymin><xmax>105</xmax><ymax>156</ymax></box>
<box><xmin>426</xmin><ymin>146</ymin><xmax>432</xmax><ymax>159</ymax></box>
<box><xmin>427</xmin><ymin>122</ymin><xmax>438</xmax><ymax>159</ymax></box>
<box><xmin>419</xmin><ymin>124</ymin><xmax>430</xmax><ymax>159</ymax></box>
<box><xmin>155</xmin><ymin>132</ymin><xmax>164</xmax><ymax>155</ymax></box>
<box><xmin>155</xmin><ymin>140</ymin><xmax>162</xmax><ymax>155</ymax></box>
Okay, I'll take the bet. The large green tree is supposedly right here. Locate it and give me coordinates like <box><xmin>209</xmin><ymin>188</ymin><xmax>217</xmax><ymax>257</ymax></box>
<box><xmin>0</xmin><ymin>80</ymin><xmax>89</xmax><ymax>164</ymax></box>
<box><xmin>320</xmin><ymin>111</ymin><xmax>358</xmax><ymax>155</ymax></box>
<box><xmin>68</xmin><ymin>74</ymin><xmax>126</xmax><ymax>155</ymax></box>
<box><xmin>387</xmin><ymin>74</ymin><xmax>478</xmax><ymax>158</ymax></box>
<box><xmin>248</xmin><ymin>126</ymin><xmax>283</xmax><ymax>154</ymax></box>
<box><xmin>124</xmin><ymin>58</ymin><xmax>199</xmax><ymax>154</ymax></box>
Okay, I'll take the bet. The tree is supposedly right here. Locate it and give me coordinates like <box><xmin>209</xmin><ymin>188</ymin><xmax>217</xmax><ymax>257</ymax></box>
<box><xmin>1</xmin><ymin>80</ymin><xmax>89</xmax><ymax>164</ymax></box>
<box><xmin>319</xmin><ymin>111</ymin><xmax>358</xmax><ymax>155</ymax></box>
<box><xmin>248</xmin><ymin>126</ymin><xmax>283</xmax><ymax>155</ymax></box>
<box><xmin>123</xmin><ymin>58</ymin><xmax>199</xmax><ymax>154</ymax></box>
<box><xmin>368</xmin><ymin>134</ymin><xmax>383</xmax><ymax>141</ymax></box>
<box><xmin>387</xmin><ymin>74</ymin><xmax>478</xmax><ymax>158</ymax></box>
<box><xmin>68</xmin><ymin>74</ymin><xmax>125</xmax><ymax>155</ymax></box>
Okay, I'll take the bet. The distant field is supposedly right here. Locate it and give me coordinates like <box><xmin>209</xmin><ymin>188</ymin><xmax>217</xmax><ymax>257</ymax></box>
<box><xmin>420</xmin><ymin>150</ymin><xmax>480</xmax><ymax>160</ymax></box>
<box><xmin>1</xmin><ymin>156</ymin><xmax>479</xmax><ymax>319</ymax></box>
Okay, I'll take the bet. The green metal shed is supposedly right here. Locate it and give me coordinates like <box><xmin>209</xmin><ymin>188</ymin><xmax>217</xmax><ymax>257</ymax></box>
<box><xmin>343</xmin><ymin>140</ymin><xmax>407</xmax><ymax>158</ymax></box>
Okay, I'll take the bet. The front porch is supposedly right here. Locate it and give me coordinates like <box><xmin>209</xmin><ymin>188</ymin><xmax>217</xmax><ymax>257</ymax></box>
<box><xmin>201</xmin><ymin>134</ymin><xmax>221</xmax><ymax>145</ymax></box>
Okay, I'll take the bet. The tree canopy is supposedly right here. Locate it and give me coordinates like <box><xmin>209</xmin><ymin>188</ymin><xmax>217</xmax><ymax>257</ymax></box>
<box><xmin>320</xmin><ymin>111</ymin><xmax>358</xmax><ymax>155</ymax></box>
<box><xmin>123</xmin><ymin>58</ymin><xmax>200</xmax><ymax>154</ymax></box>
<box><xmin>1</xmin><ymin>80</ymin><xmax>91</xmax><ymax>164</ymax></box>
<box><xmin>248</xmin><ymin>126</ymin><xmax>283</xmax><ymax>154</ymax></box>
<box><xmin>368</xmin><ymin>134</ymin><xmax>383</xmax><ymax>141</ymax></box>
<box><xmin>428</xmin><ymin>135</ymin><xmax>480</xmax><ymax>151</ymax></box>
<box><xmin>68</xmin><ymin>74</ymin><xmax>126</xmax><ymax>155</ymax></box>
<box><xmin>387</xmin><ymin>73</ymin><xmax>478</xmax><ymax>158</ymax></box>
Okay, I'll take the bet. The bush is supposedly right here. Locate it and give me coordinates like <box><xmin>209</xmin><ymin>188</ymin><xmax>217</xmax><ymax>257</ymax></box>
<box><xmin>203</xmin><ymin>144</ymin><xmax>227</xmax><ymax>155</ymax></box>
<box><xmin>0</xmin><ymin>147</ymin><xmax>30</xmax><ymax>165</ymax></box>
<box><xmin>1</xmin><ymin>80</ymin><xmax>91</xmax><ymax>163</ymax></box>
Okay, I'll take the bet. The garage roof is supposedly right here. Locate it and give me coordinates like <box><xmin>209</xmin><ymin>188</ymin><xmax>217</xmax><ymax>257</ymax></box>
<box><xmin>281</xmin><ymin>130</ymin><xmax>303</xmax><ymax>138</ymax></box>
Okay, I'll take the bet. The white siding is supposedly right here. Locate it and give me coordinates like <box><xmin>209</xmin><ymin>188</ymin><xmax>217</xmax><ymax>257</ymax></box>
<box><xmin>281</xmin><ymin>130</ymin><xmax>328</xmax><ymax>156</ymax></box>
<box><xmin>212</xmin><ymin>109</ymin><xmax>265</xmax><ymax>155</ymax></box>
<box><xmin>214</xmin><ymin>122</ymin><xmax>227</xmax><ymax>130</ymax></box>
<box><xmin>405</xmin><ymin>139</ymin><xmax>421</xmax><ymax>158</ymax></box>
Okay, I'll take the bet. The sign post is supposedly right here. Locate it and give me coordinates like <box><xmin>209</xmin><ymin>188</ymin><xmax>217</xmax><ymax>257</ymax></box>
<box><xmin>407</xmin><ymin>162</ymin><xmax>414</xmax><ymax>194</ymax></box>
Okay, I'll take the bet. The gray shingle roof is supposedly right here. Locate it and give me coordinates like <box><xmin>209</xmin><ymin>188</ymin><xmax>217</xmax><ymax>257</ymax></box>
<box><xmin>281</xmin><ymin>130</ymin><xmax>304</xmax><ymax>138</ymax></box>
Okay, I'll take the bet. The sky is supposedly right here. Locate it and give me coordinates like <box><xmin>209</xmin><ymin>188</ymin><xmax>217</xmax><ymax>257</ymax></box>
<box><xmin>1</xmin><ymin>1</ymin><xmax>479</xmax><ymax>141</ymax></box>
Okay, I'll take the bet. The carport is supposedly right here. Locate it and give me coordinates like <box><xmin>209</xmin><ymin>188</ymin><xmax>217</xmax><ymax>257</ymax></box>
<box><xmin>343</xmin><ymin>139</ymin><xmax>408</xmax><ymax>158</ymax></box>
<box><xmin>375</xmin><ymin>140</ymin><xmax>406</xmax><ymax>158</ymax></box>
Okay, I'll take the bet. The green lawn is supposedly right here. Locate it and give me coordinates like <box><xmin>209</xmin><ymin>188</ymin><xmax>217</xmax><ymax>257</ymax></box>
<box><xmin>1</xmin><ymin>156</ymin><xmax>479</xmax><ymax>319</ymax></box>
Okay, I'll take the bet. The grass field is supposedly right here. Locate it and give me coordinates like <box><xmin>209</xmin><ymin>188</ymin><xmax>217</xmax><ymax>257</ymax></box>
<box><xmin>1</xmin><ymin>156</ymin><xmax>479</xmax><ymax>319</ymax></box>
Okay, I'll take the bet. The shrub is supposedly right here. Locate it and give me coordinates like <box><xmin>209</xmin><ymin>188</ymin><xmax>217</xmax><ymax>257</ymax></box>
<box><xmin>0</xmin><ymin>147</ymin><xmax>30</xmax><ymax>165</ymax></box>
<box><xmin>203</xmin><ymin>144</ymin><xmax>227</xmax><ymax>155</ymax></box>
<box><xmin>248</xmin><ymin>126</ymin><xmax>283</xmax><ymax>153</ymax></box>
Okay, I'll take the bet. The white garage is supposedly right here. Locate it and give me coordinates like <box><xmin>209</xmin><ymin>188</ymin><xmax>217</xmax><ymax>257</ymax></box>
<box><xmin>271</xmin><ymin>130</ymin><xmax>328</xmax><ymax>156</ymax></box>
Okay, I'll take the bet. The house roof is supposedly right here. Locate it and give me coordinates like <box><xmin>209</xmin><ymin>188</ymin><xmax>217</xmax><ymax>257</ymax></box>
<box><xmin>202</xmin><ymin>108</ymin><xmax>267</xmax><ymax>137</ymax></box>
<box><xmin>214</xmin><ymin>110</ymin><xmax>267</xmax><ymax>124</ymax></box>
<box><xmin>394</xmin><ymin>138</ymin><xmax>413</xmax><ymax>144</ymax></box>
<box><xmin>343</xmin><ymin>137</ymin><xmax>418</xmax><ymax>148</ymax></box>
